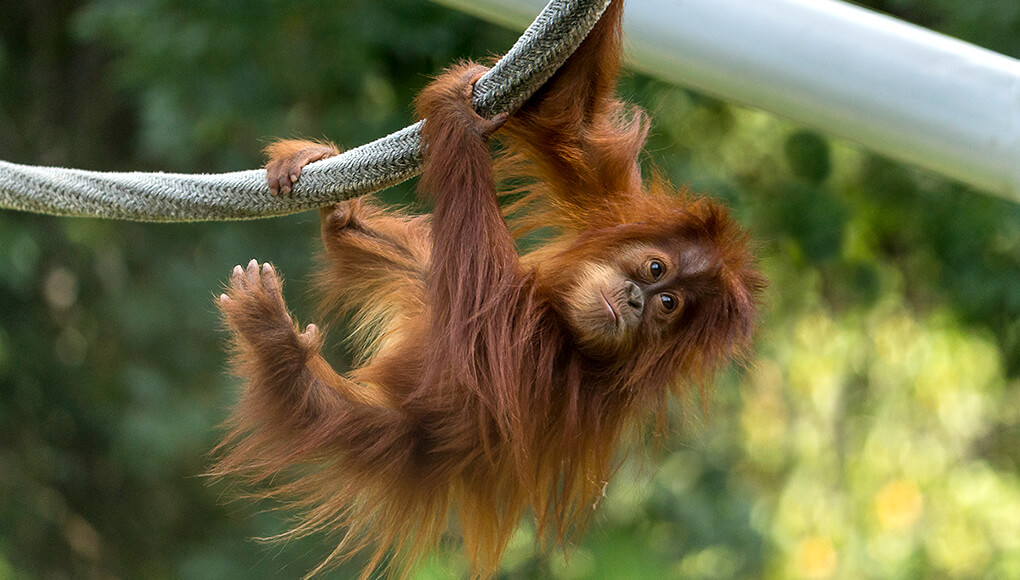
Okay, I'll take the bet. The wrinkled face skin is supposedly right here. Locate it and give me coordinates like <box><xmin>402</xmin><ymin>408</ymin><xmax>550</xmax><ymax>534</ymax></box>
<box><xmin>564</xmin><ymin>242</ymin><xmax>718</xmax><ymax>356</ymax></box>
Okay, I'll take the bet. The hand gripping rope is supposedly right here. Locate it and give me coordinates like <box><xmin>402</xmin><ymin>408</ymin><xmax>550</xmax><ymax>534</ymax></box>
<box><xmin>0</xmin><ymin>0</ymin><xmax>611</xmax><ymax>222</ymax></box>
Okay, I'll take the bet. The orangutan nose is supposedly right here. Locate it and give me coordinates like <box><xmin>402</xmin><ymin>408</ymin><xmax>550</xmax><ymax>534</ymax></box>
<box><xmin>624</xmin><ymin>280</ymin><xmax>644</xmax><ymax>313</ymax></box>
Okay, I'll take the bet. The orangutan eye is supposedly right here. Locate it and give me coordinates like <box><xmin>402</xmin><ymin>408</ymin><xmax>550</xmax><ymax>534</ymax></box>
<box><xmin>659</xmin><ymin>293</ymin><xmax>678</xmax><ymax>311</ymax></box>
<box><xmin>649</xmin><ymin>260</ymin><xmax>664</xmax><ymax>280</ymax></box>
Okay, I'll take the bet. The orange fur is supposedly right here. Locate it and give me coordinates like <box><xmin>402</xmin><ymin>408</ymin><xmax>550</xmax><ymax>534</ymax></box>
<box><xmin>213</xmin><ymin>1</ymin><xmax>765</xmax><ymax>577</ymax></box>
<box><xmin>264</xmin><ymin>139</ymin><xmax>340</xmax><ymax>195</ymax></box>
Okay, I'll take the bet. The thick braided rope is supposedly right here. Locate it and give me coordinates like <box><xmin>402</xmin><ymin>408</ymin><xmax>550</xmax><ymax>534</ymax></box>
<box><xmin>0</xmin><ymin>0</ymin><xmax>611</xmax><ymax>222</ymax></box>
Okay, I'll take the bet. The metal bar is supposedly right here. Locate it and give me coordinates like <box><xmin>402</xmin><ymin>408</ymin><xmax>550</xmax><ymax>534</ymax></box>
<box><xmin>434</xmin><ymin>0</ymin><xmax>1020</xmax><ymax>201</ymax></box>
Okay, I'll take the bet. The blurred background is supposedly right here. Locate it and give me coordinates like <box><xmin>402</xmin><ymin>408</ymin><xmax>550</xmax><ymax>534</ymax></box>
<box><xmin>0</xmin><ymin>0</ymin><xmax>1017</xmax><ymax>578</ymax></box>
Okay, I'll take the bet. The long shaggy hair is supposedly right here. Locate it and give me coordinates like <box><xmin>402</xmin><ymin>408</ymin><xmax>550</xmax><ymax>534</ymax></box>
<box><xmin>212</xmin><ymin>1</ymin><xmax>765</xmax><ymax>577</ymax></box>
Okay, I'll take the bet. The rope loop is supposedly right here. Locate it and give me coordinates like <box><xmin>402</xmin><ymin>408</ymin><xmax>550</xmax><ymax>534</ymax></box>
<box><xmin>0</xmin><ymin>0</ymin><xmax>612</xmax><ymax>222</ymax></box>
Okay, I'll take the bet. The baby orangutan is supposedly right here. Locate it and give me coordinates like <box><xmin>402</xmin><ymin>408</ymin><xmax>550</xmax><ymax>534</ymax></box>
<box><xmin>215</xmin><ymin>0</ymin><xmax>764</xmax><ymax>576</ymax></box>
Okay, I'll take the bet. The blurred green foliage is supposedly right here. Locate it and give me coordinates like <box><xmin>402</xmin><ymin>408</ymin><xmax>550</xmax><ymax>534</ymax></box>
<box><xmin>0</xmin><ymin>1</ymin><xmax>1017</xmax><ymax>578</ymax></box>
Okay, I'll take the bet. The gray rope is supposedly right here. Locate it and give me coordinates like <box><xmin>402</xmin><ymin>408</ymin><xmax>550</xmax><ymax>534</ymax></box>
<box><xmin>0</xmin><ymin>0</ymin><xmax>611</xmax><ymax>222</ymax></box>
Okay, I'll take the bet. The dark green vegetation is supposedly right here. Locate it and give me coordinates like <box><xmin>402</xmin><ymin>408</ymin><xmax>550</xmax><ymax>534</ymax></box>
<box><xmin>0</xmin><ymin>1</ymin><xmax>1017</xmax><ymax>578</ymax></box>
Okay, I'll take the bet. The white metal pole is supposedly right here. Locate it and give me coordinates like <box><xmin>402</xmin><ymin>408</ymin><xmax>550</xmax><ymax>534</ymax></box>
<box><xmin>432</xmin><ymin>0</ymin><xmax>1020</xmax><ymax>201</ymax></box>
